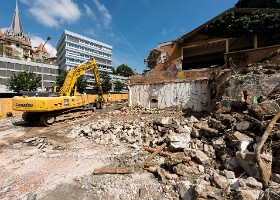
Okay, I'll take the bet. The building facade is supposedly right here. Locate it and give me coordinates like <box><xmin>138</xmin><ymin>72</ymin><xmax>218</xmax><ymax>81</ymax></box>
<box><xmin>0</xmin><ymin>57</ymin><xmax>58</xmax><ymax>93</ymax></box>
<box><xmin>0</xmin><ymin>1</ymin><xmax>58</xmax><ymax>93</ymax></box>
<box><xmin>56</xmin><ymin>30</ymin><xmax>129</xmax><ymax>93</ymax></box>
<box><xmin>56</xmin><ymin>30</ymin><xmax>114</xmax><ymax>91</ymax></box>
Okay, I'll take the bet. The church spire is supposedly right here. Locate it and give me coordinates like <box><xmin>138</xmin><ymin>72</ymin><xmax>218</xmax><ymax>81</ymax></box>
<box><xmin>9</xmin><ymin>0</ymin><xmax>24</xmax><ymax>35</ymax></box>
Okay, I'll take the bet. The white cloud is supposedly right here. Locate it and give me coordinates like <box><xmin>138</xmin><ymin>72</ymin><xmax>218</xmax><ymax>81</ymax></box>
<box><xmin>31</xmin><ymin>36</ymin><xmax>57</xmax><ymax>57</ymax></box>
<box><xmin>21</xmin><ymin>0</ymin><xmax>81</xmax><ymax>28</ymax></box>
<box><xmin>162</xmin><ymin>27</ymin><xmax>177</xmax><ymax>38</ymax></box>
<box><xmin>93</xmin><ymin>0</ymin><xmax>112</xmax><ymax>28</ymax></box>
<box><xmin>84</xmin><ymin>28</ymin><xmax>97</xmax><ymax>37</ymax></box>
<box><xmin>84</xmin><ymin>4</ymin><xmax>96</xmax><ymax>19</ymax></box>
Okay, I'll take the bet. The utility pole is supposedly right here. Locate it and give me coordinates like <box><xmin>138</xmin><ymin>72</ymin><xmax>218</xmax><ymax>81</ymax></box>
<box><xmin>41</xmin><ymin>36</ymin><xmax>51</xmax><ymax>91</ymax></box>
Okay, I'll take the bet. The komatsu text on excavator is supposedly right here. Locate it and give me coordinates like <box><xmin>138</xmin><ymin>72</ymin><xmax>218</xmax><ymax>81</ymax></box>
<box><xmin>12</xmin><ymin>57</ymin><xmax>105</xmax><ymax>126</ymax></box>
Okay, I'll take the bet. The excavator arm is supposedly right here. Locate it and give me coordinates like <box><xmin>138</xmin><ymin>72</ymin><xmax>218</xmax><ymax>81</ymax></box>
<box><xmin>12</xmin><ymin>57</ymin><xmax>105</xmax><ymax>126</ymax></box>
<box><xmin>59</xmin><ymin>57</ymin><xmax>101</xmax><ymax>96</ymax></box>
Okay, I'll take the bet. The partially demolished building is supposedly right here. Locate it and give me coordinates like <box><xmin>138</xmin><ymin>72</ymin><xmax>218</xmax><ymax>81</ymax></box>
<box><xmin>128</xmin><ymin>8</ymin><xmax>280</xmax><ymax>112</ymax></box>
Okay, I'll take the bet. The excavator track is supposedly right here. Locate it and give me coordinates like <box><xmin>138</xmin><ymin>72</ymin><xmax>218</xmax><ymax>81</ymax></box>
<box><xmin>22</xmin><ymin>106</ymin><xmax>97</xmax><ymax>126</ymax></box>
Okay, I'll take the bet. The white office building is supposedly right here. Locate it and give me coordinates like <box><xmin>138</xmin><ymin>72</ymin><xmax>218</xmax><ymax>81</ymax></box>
<box><xmin>56</xmin><ymin>30</ymin><xmax>114</xmax><ymax>91</ymax></box>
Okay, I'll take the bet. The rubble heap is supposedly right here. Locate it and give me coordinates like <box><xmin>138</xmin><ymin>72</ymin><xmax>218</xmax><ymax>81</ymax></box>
<box><xmin>70</xmin><ymin>107</ymin><xmax>279</xmax><ymax>199</ymax></box>
<box><xmin>65</xmin><ymin>53</ymin><xmax>280</xmax><ymax>200</ymax></box>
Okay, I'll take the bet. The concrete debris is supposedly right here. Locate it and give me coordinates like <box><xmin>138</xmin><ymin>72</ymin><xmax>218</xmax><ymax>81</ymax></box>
<box><xmin>212</xmin><ymin>172</ymin><xmax>230</xmax><ymax>189</ymax></box>
<box><xmin>176</xmin><ymin>181</ymin><xmax>193</xmax><ymax>200</ymax></box>
<box><xmin>168</xmin><ymin>133</ymin><xmax>191</xmax><ymax>149</ymax></box>
<box><xmin>236</xmin><ymin>121</ymin><xmax>251</xmax><ymax>131</ymax></box>
<box><xmin>239</xmin><ymin>177</ymin><xmax>263</xmax><ymax>190</ymax></box>
<box><xmin>193</xmin><ymin>184</ymin><xmax>223</xmax><ymax>200</ymax></box>
<box><xmin>224</xmin><ymin>170</ymin><xmax>235</xmax><ymax>179</ymax></box>
<box><xmin>23</xmin><ymin>137</ymin><xmax>49</xmax><ymax>150</ymax></box>
<box><xmin>235</xmin><ymin>189</ymin><xmax>261</xmax><ymax>200</ymax></box>
<box><xmin>70</xmin><ymin>52</ymin><xmax>279</xmax><ymax>198</ymax></box>
<box><xmin>2</xmin><ymin>53</ymin><xmax>280</xmax><ymax>199</ymax></box>
<box><xmin>69</xmin><ymin>78</ymin><xmax>279</xmax><ymax>198</ymax></box>
<box><xmin>195</xmin><ymin>150</ymin><xmax>211</xmax><ymax>165</ymax></box>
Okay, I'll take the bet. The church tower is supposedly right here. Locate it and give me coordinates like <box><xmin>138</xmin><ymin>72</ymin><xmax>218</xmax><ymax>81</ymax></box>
<box><xmin>0</xmin><ymin>0</ymin><xmax>32</xmax><ymax>60</ymax></box>
<box><xmin>5</xmin><ymin>0</ymin><xmax>31</xmax><ymax>43</ymax></box>
<box><xmin>9</xmin><ymin>0</ymin><xmax>24</xmax><ymax>36</ymax></box>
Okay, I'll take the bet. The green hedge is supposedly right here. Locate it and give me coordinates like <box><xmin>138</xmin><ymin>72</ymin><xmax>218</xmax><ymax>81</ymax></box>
<box><xmin>204</xmin><ymin>11</ymin><xmax>280</xmax><ymax>37</ymax></box>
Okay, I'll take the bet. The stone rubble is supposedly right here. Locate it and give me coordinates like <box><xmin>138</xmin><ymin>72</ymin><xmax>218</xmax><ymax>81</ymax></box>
<box><xmin>67</xmin><ymin>104</ymin><xmax>279</xmax><ymax>199</ymax></box>
<box><xmin>6</xmin><ymin>51</ymin><xmax>276</xmax><ymax>199</ymax></box>
<box><xmin>62</xmin><ymin>53</ymin><xmax>280</xmax><ymax>200</ymax></box>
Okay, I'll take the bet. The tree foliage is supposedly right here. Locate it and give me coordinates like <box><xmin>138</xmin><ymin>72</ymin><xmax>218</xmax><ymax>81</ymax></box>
<box><xmin>235</xmin><ymin>0</ymin><xmax>280</xmax><ymax>8</ymax></box>
<box><xmin>100</xmin><ymin>72</ymin><xmax>112</xmax><ymax>93</ymax></box>
<box><xmin>55</xmin><ymin>72</ymin><xmax>87</xmax><ymax>94</ymax></box>
<box><xmin>114</xmin><ymin>80</ymin><xmax>125</xmax><ymax>93</ymax></box>
<box><xmin>116</xmin><ymin>64</ymin><xmax>135</xmax><ymax>77</ymax></box>
<box><xmin>7</xmin><ymin>71</ymin><xmax>41</xmax><ymax>93</ymax></box>
<box><xmin>55</xmin><ymin>71</ymin><xmax>67</xmax><ymax>87</ymax></box>
<box><xmin>111</xmin><ymin>66</ymin><xmax>118</xmax><ymax>75</ymax></box>
<box><xmin>205</xmin><ymin>11</ymin><xmax>280</xmax><ymax>37</ymax></box>
<box><xmin>76</xmin><ymin>76</ymin><xmax>88</xmax><ymax>93</ymax></box>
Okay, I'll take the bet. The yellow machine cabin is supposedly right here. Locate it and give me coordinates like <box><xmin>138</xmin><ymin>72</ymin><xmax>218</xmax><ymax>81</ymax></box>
<box><xmin>12</xmin><ymin>57</ymin><xmax>104</xmax><ymax>126</ymax></box>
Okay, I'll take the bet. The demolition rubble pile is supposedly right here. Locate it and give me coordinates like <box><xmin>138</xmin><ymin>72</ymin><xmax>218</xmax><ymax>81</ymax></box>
<box><xmin>68</xmin><ymin>54</ymin><xmax>280</xmax><ymax>199</ymax></box>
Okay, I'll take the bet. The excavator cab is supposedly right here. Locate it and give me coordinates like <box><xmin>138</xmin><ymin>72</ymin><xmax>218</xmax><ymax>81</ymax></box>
<box><xmin>46</xmin><ymin>85</ymin><xmax>60</xmax><ymax>93</ymax></box>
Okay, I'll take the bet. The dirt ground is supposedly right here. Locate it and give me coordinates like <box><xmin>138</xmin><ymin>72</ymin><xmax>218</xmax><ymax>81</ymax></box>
<box><xmin>0</xmin><ymin>103</ymin><xmax>181</xmax><ymax>200</ymax></box>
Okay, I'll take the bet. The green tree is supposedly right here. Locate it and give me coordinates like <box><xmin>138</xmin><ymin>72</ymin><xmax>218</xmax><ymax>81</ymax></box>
<box><xmin>4</xmin><ymin>45</ymin><xmax>13</xmax><ymax>57</ymax></box>
<box><xmin>114</xmin><ymin>80</ymin><xmax>125</xmax><ymax>93</ymax></box>
<box><xmin>55</xmin><ymin>71</ymin><xmax>67</xmax><ymax>87</ymax></box>
<box><xmin>76</xmin><ymin>76</ymin><xmax>88</xmax><ymax>93</ymax></box>
<box><xmin>100</xmin><ymin>72</ymin><xmax>112</xmax><ymax>93</ymax></box>
<box><xmin>235</xmin><ymin>0</ymin><xmax>280</xmax><ymax>8</ymax></box>
<box><xmin>116</xmin><ymin>64</ymin><xmax>135</xmax><ymax>77</ymax></box>
<box><xmin>111</xmin><ymin>66</ymin><xmax>118</xmax><ymax>75</ymax></box>
<box><xmin>7</xmin><ymin>71</ymin><xmax>41</xmax><ymax>93</ymax></box>
<box><xmin>55</xmin><ymin>72</ymin><xmax>88</xmax><ymax>93</ymax></box>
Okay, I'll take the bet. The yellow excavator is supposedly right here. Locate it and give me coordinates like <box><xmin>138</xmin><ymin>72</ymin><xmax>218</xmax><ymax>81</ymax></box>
<box><xmin>12</xmin><ymin>57</ymin><xmax>105</xmax><ymax>126</ymax></box>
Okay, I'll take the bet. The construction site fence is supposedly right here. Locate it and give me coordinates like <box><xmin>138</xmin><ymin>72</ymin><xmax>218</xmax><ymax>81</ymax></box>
<box><xmin>0</xmin><ymin>93</ymin><xmax>128</xmax><ymax>119</ymax></box>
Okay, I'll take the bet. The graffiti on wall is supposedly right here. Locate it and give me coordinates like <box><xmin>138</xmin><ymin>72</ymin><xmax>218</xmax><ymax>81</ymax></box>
<box><xmin>157</xmin><ymin>52</ymin><xmax>169</xmax><ymax>64</ymax></box>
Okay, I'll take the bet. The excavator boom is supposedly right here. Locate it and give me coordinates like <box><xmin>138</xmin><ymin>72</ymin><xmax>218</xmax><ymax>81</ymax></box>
<box><xmin>60</xmin><ymin>58</ymin><xmax>100</xmax><ymax>96</ymax></box>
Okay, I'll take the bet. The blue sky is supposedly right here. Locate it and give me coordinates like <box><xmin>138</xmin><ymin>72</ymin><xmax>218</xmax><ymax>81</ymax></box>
<box><xmin>0</xmin><ymin>0</ymin><xmax>237</xmax><ymax>73</ymax></box>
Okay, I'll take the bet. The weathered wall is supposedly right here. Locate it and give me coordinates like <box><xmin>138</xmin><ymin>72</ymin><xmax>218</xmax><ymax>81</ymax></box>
<box><xmin>130</xmin><ymin>68</ymin><xmax>217</xmax><ymax>85</ymax></box>
<box><xmin>129</xmin><ymin>80</ymin><xmax>209</xmax><ymax>111</ymax></box>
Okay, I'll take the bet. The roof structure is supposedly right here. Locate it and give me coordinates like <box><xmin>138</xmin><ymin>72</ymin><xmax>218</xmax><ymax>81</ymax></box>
<box><xmin>9</xmin><ymin>0</ymin><xmax>24</xmax><ymax>35</ymax></box>
<box><xmin>2</xmin><ymin>0</ymin><xmax>31</xmax><ymax>44</ymax></box>
<box><xmin>34</xmin><ymin>43</ymin><xmax>49</xmax><ymax>54</ymax></box>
